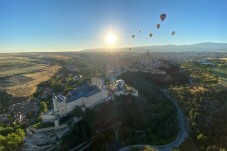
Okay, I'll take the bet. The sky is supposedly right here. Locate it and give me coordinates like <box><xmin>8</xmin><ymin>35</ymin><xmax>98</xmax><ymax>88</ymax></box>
<box><xmin>0</xmin><ymin>0</ymin><xmax>227</xmax><ymax>52</ymax></box>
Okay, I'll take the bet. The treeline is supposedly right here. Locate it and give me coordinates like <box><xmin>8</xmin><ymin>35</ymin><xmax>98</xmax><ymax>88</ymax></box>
<box><xmin>122</xmin><ymin>63</ymin><xmax>188</xmax><ymax>88</ymax></box>
<box><xmin>181</xmin><ymin>62</ymin><xmax>218</xmax><ymax>85</ymax></box>
<box><xmin>0</xmin><ymin>125</ymin><xmax>25</xmax><ymax>151</ymax></box>
<box><xmin>35</xmin><ymin>54</ymin><xmax>107</xmax><ymax>96</ymax></box>
<box><xmin>84</xmin><ymin>72</ymin><xmax>178</xmax><ymax>150</ymax></box>
<box><xmin>0</xmin><ymin>90</ymin><xmax>12</xmax><ymax>114</ymax></box>
<box><xmin>57</xmin><ymin>112</ymin><xmax>95</xmax><ymax>151</ymax></box>
<box><xmin>170</xmin><ymin>62</ymin><xmax>227</xmax><ymax>150</ymax></box>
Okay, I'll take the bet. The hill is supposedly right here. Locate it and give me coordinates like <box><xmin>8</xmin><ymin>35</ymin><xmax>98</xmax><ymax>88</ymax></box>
<box><xmin>82</xmin><ymin>42</ymin><xmax>227</xmax><ymax>52</ymax></box>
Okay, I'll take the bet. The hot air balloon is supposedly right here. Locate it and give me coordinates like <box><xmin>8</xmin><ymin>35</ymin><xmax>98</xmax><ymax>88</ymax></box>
<box><xmin>132</xmin><ymin>35</ymin><xmax>135</xmax><ymax>38</ymax></box>
<box><xmin>149</xmin><ymin>33</ymin><xmax>153</xmax><ymax>38</ymax></box>
<box><xmin>139</xmin><ymin>30</ymin><xmax>141</xmax><ymax>33</ymax></box>
<box><xmin>157</xmin><ymin>24</ymin><xmax>160</xmax><ymax>29</ymax></box>
<box><xmin>160</xmin><ymin>14</ymin><xmax>166</xmax><ymax>22</ymax></box>
<box><xmin>172</xmin><ymin>31</ymin><xmax>175</xmax><ymax>36</ymax></box>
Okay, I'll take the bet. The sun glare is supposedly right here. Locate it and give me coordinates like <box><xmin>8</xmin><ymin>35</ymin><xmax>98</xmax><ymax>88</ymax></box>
<box><xmin>106</xmin><ymin>33</ymin><xmax>117</xmax><ymax>45</ymax></box>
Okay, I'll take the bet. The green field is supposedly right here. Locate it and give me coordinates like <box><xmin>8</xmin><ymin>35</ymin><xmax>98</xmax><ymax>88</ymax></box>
<box><xmin>210</xmin><ymin>67</ymin><xmax>227</xmax><ymax>87</ymax></box>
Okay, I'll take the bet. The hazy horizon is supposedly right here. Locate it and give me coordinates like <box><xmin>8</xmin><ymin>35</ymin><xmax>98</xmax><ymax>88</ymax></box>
<box><xmin>1</xmin><ymin>42</ymin><xmax>227</xmax><ymax>54</ymax></box>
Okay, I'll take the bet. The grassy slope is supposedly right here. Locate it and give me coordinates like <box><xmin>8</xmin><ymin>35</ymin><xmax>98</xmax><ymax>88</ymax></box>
<box><xmin>210</xmin><ymin>67</ymin><xmax>227</xmax><ymax>87</ymax></box>
<box><xmin>0</xmin><ymin>54</ymin><xmax>61</xmax><ymax>97</ymax></box>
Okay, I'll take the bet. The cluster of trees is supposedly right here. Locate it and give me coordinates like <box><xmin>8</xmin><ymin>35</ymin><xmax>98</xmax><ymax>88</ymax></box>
<box><xmin>129</xmin><ymin>146</ymin><xmax>159</xmax><ymax>151</ymax></box>
<box><xmin>118</xmin><ymin>72</ymin><xmax>178</xmax><ymax>145</ymax></box>
<box><xmin>170</xmin><ymin>62</ymin><xmax>227</xmax><ymax>150</ymax></box>
<box><xmin>209</xmin><ymin>59</ymin><xmax>227</xmax><ymax>68</ymax></box>
<box><xmin>58</xmin><ymin>118</ymin><xmax>95</xmax><ymax>151</ymax></box>
<box><xmin>0</xmin><ymin>125</ymin><xmax>25</xmax><ymax>151</ymax></box>
<box><xmin>36</xmin><ymin>55</ymin><xmax>105</xmax><ymax>96</ymax></box>
<box><xmin>0</xmin><ymin>90</ymin><xmax>12</xmax><ymax>114</ymax></box>
<box><xmin>33</xmin><ymin>52</ymin><xmax>112</xmax><ymax>105</ymax></box>
<box><xmin>181</xmin><ymin>62</ymin><xmax>218</xmax><ymax>85</ymax></box>
<box><xmin>46</xmin><ymin>74</ymin><xmax>84</xmax><ymax>94</ymax></box>
<box><xmin>122</xmin><ymin>62</ymin><xmax>188</xmax><ymax>88</ymax></box>
<box><xmin>39</xmin><ymin>101</ymin><xmax>48</xmax><ymax>113</ymax></box>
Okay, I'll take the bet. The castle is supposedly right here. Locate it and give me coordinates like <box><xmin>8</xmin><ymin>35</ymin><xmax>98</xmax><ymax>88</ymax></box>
<box><xmin>52</xmin><ymin>77</ymin><xmax>108</xmax><ymax>116</ymax></box>
<box><xmin>42</xmin><ymin>78</ymin><xmax>109</xmax><ymax>124</ymax></box>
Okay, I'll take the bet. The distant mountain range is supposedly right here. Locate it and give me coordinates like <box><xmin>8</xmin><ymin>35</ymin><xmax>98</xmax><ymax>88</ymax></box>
<box><xmin>82</xmin><ymin>42</ymin><xmax>227</xmax><ymax>52</ymax></box>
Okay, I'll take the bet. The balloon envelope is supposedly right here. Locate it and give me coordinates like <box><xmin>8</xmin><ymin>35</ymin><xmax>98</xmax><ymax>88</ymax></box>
<box><xmin>149</xmin><ymin>33</ymin><xmax>153</xmax><ymax>38</ymax></box>
<box><xmin>172</xmin><ymin>31</ymin><xmax>175</xmax><ymax>36</ymax></box>
<box><xmin>160</xmin><ymin>14</ymin><xmax>166</xmax><ymax>22</ymax></box>
<box><xmin>157</xmin><ymin>24</ymin><xmax>160</xmax><ymax>29</ymax></box>
<box><xmin>132</xmin><ymin>35</ymin><xmax>135</xmax><ymax>38</ymax></box>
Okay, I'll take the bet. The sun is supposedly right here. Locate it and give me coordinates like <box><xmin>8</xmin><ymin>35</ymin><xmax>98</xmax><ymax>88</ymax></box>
<box><xmin>106</xmin><ymin>33</ymin><xmax>117</xmax><ymax>45</ymax></box>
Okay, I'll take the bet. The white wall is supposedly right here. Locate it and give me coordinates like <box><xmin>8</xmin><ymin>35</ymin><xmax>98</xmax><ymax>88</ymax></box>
<box><xmin>58</xmin><ymin>101</ymin><xmax>66</xmax><ymax>116</ymax></box>
<box><xmin>55</xmin><ymin>80</ymin><xmax>109</xmax><ymax>116</ymax></box>
<box><xmin>92</xmin><ymin>78</ymin><xmax>103</xmax><ymax>89</ymax></box>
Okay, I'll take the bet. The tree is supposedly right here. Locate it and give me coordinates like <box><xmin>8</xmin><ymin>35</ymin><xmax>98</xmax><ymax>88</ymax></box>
<box><xmin>40</xmin><ymin>102</ymin><xmax>48</xmax><ymax>112</ymax></box>
<box><xmin>129</xmin><ymin>147</ymin><xmax>140</xmax><ymax>151</ymax></box>
<box><xmin>0</xmin><ymin>90</ymin><xmax>12</xmax><ymax>114</ymax></box>
<box><xmin>197</xmin><ymin>133</ymin><xmax>207</xmax><ymax>142</ymax></box>
<box><xmin>15</xmin><ymin>129</ymin><xmax>25</xmax><ymax>138</ymax></box>
<box><xmin>206</xmin><ymin>146</ymin><xmax>219</xmax><ymax>151</ymax></box>
<box><xmin>0</xmin><ymin>126</ymin><xmax>14</xmax><ymax>136</ymax></box>
<box><xmin>0</xmin><ymin>128</ymin><xmax>25</xmax><ymax>151</ymax></box>
<box><xmin>0</xmin><ymin>135</ymin><xmax>6</xmax><ymax>149</ymax></box>
<box><xmin>143</xmin><ymin>146</ymin><xmax>158</xmax><ymax>151</ymax></box>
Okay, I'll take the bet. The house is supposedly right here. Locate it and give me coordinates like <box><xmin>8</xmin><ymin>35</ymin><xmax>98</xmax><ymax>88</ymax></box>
<box><xmin>74</xmin><ymin>74</ymin><xmax>82</xmax><ymax>81</ymax></box>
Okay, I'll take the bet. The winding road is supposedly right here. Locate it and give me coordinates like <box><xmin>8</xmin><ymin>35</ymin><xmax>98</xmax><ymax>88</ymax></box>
<box><xmin>118</xmin><ymin>89</ymin><xmax>188</xmax><ymax>151</ymax></box>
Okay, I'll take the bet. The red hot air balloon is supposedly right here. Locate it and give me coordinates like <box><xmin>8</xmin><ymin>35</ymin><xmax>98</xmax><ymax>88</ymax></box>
<box><xmin>157</xmin><ymin>24</ymin><xmax>160</xmax><ymax>29</ymax></box>
<box><xmin>160</xmin><ymin>14</ymin><xmax>166</xmax><ymax>22</ymax></box>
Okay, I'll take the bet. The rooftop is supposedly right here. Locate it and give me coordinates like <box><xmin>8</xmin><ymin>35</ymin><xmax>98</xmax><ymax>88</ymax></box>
<box><xmin>64</xmin><ymin>82</ymin><xmax>101</xmax><ymax>103</ymax></box>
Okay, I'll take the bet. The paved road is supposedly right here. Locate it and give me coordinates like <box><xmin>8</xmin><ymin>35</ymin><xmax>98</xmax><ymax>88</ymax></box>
<box><xmin>118</xmin><ymin>89</ymin><xmax>188</xmax><ymax>151</ymax></box>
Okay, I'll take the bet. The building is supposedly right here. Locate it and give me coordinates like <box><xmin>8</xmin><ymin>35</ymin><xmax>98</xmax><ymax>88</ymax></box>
<box><xmin>53</xmin><ymin>78</ymin><xmax>108</xmax><ymax>116</ymax></box>
<box><xmin>74</xmin><ymin>74</ymin><xmax>82</xmax><ymax>81</ymax></box>
<box><xmin>42</xmin><ymin>78</ymin><xmax>109</xmax><ymax>124</ymax></box>
<box><xmin>114</xmin><ymin>79</ymin><xmax>138</xmax><ymax>97</ymax></box>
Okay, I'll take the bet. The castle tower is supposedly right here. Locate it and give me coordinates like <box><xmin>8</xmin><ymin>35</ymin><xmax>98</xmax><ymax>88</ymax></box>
<box><xmin>52</xmin><ymin>93</ymin><xmax>59</xmax><ymax>112</ymax></box>
<box><xmin>92</xmin><ymin>77</ymin><xmax>103</xmax><ymax>89</ymax></box>
<box><xmin>54</xmin><ymin>119</ymin><xmax>59</xmax><ymax>127</ymax></box>
<box><xmin>110</xmin><ymin>75</ymin><xmax>116</xmax><ymax>86</ymax></box>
